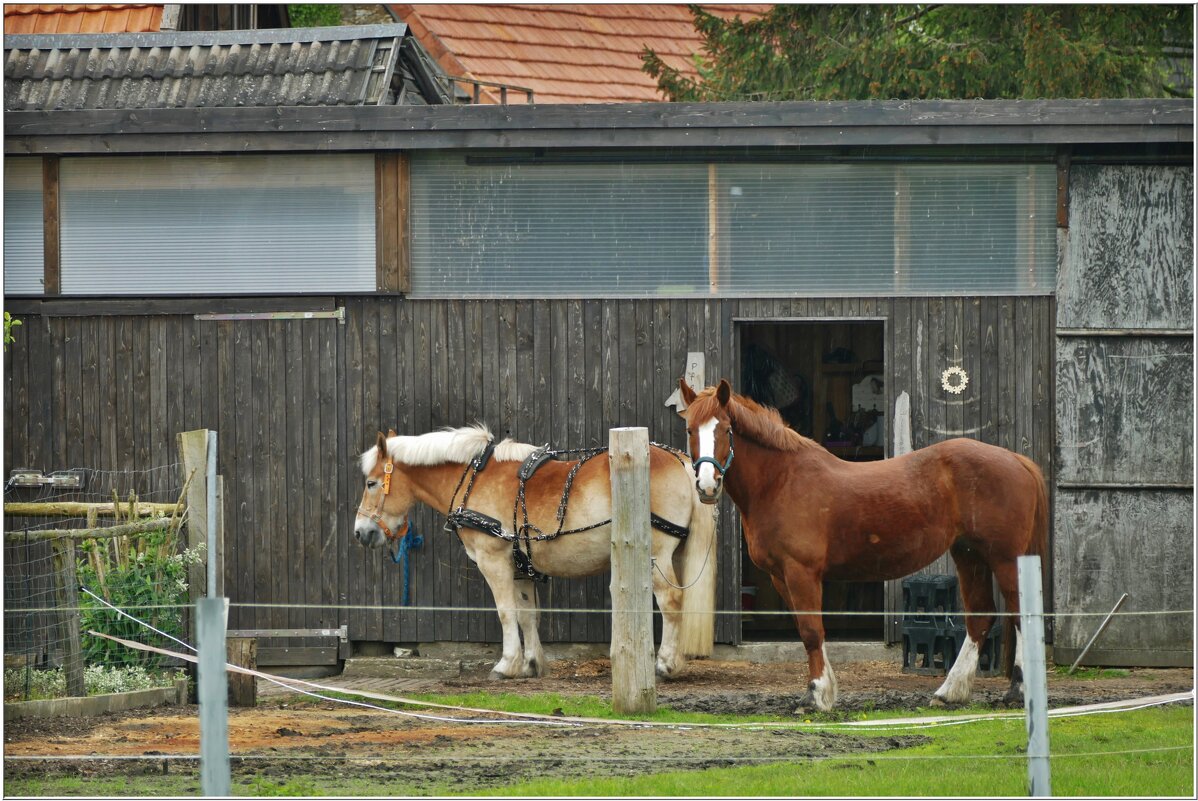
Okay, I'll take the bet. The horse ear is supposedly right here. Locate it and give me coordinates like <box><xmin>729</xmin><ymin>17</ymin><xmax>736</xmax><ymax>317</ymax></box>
<box><xmin>679</xmin><ymin>378</ymin><xmax>698</xmax><ymax>408</ymax></box>
<box><xmin>716</xmin><ymin>379</ymin><xmax>731</xmax><ymax>407</ymax></box>
<box><xmin>387</xmin><ymin>428</ymin><xmax>398</xmax><ymax>438</ymax></box>
<box><xmin>376</xmin><ymin>431</ymin><xmax>388</xmax><ymax>457</ymax></box>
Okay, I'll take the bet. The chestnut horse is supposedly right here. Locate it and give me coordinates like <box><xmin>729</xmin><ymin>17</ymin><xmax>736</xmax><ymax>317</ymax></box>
<box><xmin>353</xmin><ymin>424</ymin><xmax>717</xmax><ymax>680</ymax></box>
<box><xmin>679</xmin><ymin>379</ymin><xmax>1048</xmax><ymax>712</ymax></box>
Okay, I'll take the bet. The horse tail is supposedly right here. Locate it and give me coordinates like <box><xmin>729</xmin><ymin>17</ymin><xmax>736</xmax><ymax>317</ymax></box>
<box><xmin>1005</xmin><ymin>453</ymin><xmax>1050</xmax><ymax>678</ymax></box>
<box><xmin>676</xmin><ymin>487</ymin><xmax>717</xmax><ymax>658</ymax></box>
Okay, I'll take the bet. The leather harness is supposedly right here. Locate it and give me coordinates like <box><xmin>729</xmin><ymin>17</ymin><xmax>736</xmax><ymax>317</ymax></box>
<box><xmin>444</xmin><ymin>439</ymin><xmax>692</xmax><ymax>582</ymax></box>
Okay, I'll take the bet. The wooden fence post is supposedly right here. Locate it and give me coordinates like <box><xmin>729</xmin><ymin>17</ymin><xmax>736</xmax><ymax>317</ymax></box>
<box><xmin>178</xmin><ymin>430</ymin><xmax>210</xmax><ymax>600</ymax></box>
<box><xmin>50</xmin><ymin>538</ymin><xmax>84</xmax><ymax>697</ymax></box>
<box><xmin>608</xmin><ymin>427</ymin><xmax>656</xmax><ymax>715</ymax></box>
<box><xmin>226</xmin><ymin>637</ymin><xmax>256</xmax><ymax>707</ymax></box>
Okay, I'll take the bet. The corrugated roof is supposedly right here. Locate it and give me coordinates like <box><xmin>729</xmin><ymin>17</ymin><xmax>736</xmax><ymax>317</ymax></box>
<box><xmin>4</xmin><ymin>4</ymin><xmax>163</xmax><ymax>34</ymax></box>
<box><xmin>389</xmin><ymin>3</ymin><xmax>771</xmax><ymax>104</ymax></box>
<box><xmin>3</xmin><ymin>24</ymin><xmax>453</xmax><ymax>110</ymax></box>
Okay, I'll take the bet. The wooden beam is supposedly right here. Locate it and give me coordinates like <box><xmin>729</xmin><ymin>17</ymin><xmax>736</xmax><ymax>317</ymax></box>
<box><xmin>6</xmin><ymin>100</ymin><xmax>1192</xmax><ymax>137</ymax></box>
<box><xmin>9</xmin><ymin>127</ymin><xmax>1192</xmax><ymax>156</ymax></box>
<box><xmin>4</xmin><ymin>297</ymin><xmax>337</xmax><ymax>318</ymax></box>
<box><xmin>397</xmin><ymin>151</ymin><xmax>411</xmax><ymax>294</ymax></box>
<box><xmin>707</xmin><ymin>163</ymin><xmax>719</xmax><ymax>293</ymax></box>
<box><xmin>375</xmin><ymin>153</ymin><xmax>398</xmax><ymax>292</ymax></box>
<box><xmin>5</xmin><ymin>501</ymin><xmax>177</xmax><ymax>518</ymax></box>
<box><xmin>1056</xmin><ymin>149</ymin><xmax>1071</xmax><ymax>229</ymax></box>
<box><xmin>42</xmin><ymin>156</ymin><xmax>60</xmax><ymax>295</ymax></box>
<box><xmin>256</xmin><ymin>646</ymin><xmax>339</xmax><ymax>666</ymax></box>
<box><xmin>4</xmin><ymin>516</ymin><xmax>175</xmax><ymax>542</ymax></box>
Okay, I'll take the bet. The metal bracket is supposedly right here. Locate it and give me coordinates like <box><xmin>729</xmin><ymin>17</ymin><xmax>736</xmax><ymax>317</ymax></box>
<box><xmin>8</xmin><ymin>469</ymin><xmax>84</xmax><ymax>489</ymax></box>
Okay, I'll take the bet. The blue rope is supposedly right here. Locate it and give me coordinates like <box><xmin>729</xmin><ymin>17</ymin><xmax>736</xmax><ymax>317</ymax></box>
<box><xmin>390</xmin><ymin>525</ymin><xmax>424</xmax><ymax>606</ymax></box>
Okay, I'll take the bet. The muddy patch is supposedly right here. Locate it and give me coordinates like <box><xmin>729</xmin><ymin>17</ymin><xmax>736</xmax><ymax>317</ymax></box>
<box><xmin>5</xmin><ymin>658</ymin><xmax>1191</xmax><ymax>795</ymax></box>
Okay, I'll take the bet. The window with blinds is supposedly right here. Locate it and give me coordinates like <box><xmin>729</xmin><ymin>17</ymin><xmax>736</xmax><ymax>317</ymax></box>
<box><xmin>4</xmin><ymin>158</ymin><xmax>44</xmax><ymax>295</ymax></box>
<box><xmin>58</xmin><ymin>154</ymin><xmax>375</xmax><ymax>296</ymax></box>
<box><xmin>410</xmin><ymin>153</ymin><xmax>709</xmax><ymax>296</ymax></box>
<box><xmin>410</xmin><ymin>153</ymin><xmax>1057</xmax><ymax>298</ymax></box>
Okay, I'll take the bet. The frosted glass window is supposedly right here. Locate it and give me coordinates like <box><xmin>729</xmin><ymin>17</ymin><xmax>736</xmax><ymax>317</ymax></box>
<box><xmin>59</xmin><ymin>155</ymin><xmax>375</xmax><ymax>295</ymax></box>
<box><xmin>410</xmin><ymin>153</ymin><xmax>1056</xmax><ymax>297</ymax></box>
<box><xmin>4</xmin><ymin>158</ymin><xmax>44</xmax><ymax>295</ymax></box>
<box><xmin>410</xmin><ymin>153</ymin><xmax>708</xmax><ymax>296</ymax></box>
<box><xmin>717</xmin><ymin>163</ymin><xmax>1057</xmax><ymax>294</ymax></box>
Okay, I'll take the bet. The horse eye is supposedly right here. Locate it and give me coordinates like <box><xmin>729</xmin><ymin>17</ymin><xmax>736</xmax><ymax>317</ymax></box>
<box><xmin>366</xmin><ymin>480</ymin><xmax>378</xmax><ymax>489</ymax></box>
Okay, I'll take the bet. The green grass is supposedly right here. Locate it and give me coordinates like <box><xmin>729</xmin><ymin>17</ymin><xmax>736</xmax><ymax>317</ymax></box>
<box><xmin>6</xmin><ymin>702</ymin><xmax>1191</xmax><ymax>797</ymax></box>
<box><xmin>472</xmin><ymin>705</ymin><xmax>1194</xmax><ymax>797</ymax></box>
<box><xmin>1053</xmin><ymin>666</ymin><xmax>1132</xmax><ymax>680</ymax></box>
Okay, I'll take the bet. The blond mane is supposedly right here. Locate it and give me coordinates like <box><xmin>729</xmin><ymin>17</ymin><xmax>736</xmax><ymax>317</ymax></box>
<box><xmin>360</xmin><ymin>424</ymin><xmax>539</xmax><ymax>475</ymax></box>
<box><xmin>689</xmin><ymin>387</ymin><xmax>821</xmax><ymax>454</ymax></box>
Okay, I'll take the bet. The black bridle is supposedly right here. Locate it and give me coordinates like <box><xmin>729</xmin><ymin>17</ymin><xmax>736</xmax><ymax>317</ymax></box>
<box><xmin>692</xmin><ymin>429</ymin><xmax>734</xmax><ymax>478</ymax></box>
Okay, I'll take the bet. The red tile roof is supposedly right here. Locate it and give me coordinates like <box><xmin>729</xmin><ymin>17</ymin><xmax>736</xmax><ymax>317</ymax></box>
<box><xmin>389</xmin><ymin>4</ymin><xmax>770</xmax><ymax>104</ymax></box>
<box><xmin>4</xmin><ymin>4</ymin><xmax>164</xmax><ymax>34</ymax></box>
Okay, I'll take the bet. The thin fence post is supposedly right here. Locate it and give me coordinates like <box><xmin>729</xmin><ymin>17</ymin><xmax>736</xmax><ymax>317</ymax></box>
<box><xmin>198</xmin><ymin>596</ymin><xmax>231</xmax><ymax>796</ymax></box>
<box><xmin>178</xmin><ymin>429</ymin><xmax>209</xmax><ymax>649</ymax></box>
<box><xmin>1018</xmin><ymin>554</ymin><xmax>1051</xmax><ymax>797</ymax></box>
<box><xmin>50</xmin><ymin>537</ymin><xmax>84</xmax><ymax>697</ymax></box>
<box><xmin>608</xmin><ymin>426</ymin><xmax>656</xmax><ymax>715</ymax></box>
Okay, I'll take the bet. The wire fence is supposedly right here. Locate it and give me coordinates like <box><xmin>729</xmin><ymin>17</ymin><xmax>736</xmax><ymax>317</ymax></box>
<box><xmin>3</xmin><ymin>464</ymin><xmax>192</xmax><ymax>702</ymax></box>
<box><xmin>3</xmin><ymin>571</ymin><xmax>1192</xmax><ymax>795</ymax></box>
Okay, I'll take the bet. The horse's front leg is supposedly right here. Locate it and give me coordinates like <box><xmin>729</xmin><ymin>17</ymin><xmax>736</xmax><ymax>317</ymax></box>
<box><xmin>513</xmin><ymin>579</ymin><xmax>546</xmax><ymax>677</ymax></box>
<box><xmin>650</xmin><ymin>539</ymin><xmax>686</xmax><ymax>679</ymax></box>
<box><xmin>776</xmin><ymin>566</ymin><xmax>838</xmax><ymax>712</ymax></box>
<box><xmin>467</xmin><ymin>543</ymin><xmax>525</xmax><ymax>679</ymax></box>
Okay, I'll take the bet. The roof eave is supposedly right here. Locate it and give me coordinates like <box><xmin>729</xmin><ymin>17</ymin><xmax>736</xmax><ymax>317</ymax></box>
<box><xmin>5</xmin><ymin>99</ymin><xmax>1192</xmax><ymax>155</ymax></box>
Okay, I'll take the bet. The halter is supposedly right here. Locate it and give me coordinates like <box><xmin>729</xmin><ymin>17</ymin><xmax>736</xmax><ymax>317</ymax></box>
<box><xmin>692</xmin><ymin>428</ymin><xmax>735</xmax><ymax>477</ymax></box>
<box><xmin>357</xmin><ymin>457</ymin><xmax>409</xmax><ymax>543</ymax></box>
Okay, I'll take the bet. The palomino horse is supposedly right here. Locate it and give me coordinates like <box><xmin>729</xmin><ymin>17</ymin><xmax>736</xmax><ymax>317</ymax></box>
<box><xmin>679</xmin><ymin>379</ymin><xmax>1048</xmax><ymax>712</ymax></box>
<box><xmin>353</xmin><ymin>424</ymin><xmax>717</xmax><ymax>680</ymax></box>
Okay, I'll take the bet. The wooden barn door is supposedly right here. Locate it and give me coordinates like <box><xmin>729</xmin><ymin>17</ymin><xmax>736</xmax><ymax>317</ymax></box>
<box><xmin>1053</xmin><ymin>164</ymin><xmax>1193</xmax><ymax>667</ymax></box>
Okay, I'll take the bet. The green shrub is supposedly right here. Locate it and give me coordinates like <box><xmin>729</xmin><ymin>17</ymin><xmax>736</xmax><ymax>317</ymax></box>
<box><xmin>77</xmin><ymin>526</ymin><xmax>202</xmax><ymax>669</ymax></box>
<box><xmin>4</xmin><ymin>311</ymin><xmax>21</xmax><ymax>351</ymax></box>
<box><xmin>4</xmin><ymin>664</ymin><xmax>181</xmax><ymax>701</ymax></box>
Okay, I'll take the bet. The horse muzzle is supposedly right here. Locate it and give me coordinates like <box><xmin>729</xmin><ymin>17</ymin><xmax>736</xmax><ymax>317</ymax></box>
<box><xmin>695</xmin><ymin>481</ymin><xmax>723</xmax><ymax>505</ymax></box>
<box><xmin>353</xmin><ymin>518</ymin><xmax>386</xmax><ymax>549</ymax></box>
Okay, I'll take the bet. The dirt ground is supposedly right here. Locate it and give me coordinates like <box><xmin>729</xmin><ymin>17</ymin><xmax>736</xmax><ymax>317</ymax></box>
<box><xmin>4</xmin><ymin>657</ymin><xmax>1192</xmax><ymax>795</ymax></box>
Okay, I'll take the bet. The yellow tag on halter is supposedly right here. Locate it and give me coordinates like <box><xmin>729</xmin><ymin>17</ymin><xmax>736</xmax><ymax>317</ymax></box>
<box><xmin>382</xmin><ymin>459</ymin><xmax>393</xmax><ymax>495</ymax></box>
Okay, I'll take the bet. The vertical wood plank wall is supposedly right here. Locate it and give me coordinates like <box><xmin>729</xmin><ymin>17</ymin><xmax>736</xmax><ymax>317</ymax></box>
<box><xmin>3</xmin><ymin>295</ymin><xmax>1053</xmax><ymax>647</ymax></box>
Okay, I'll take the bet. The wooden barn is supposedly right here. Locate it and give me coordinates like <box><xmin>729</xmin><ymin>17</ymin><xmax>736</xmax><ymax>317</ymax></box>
<box><xmin>4</xmin><ymin>24</ymin><xmax>1192</xmax><ymax>669</ymax></box>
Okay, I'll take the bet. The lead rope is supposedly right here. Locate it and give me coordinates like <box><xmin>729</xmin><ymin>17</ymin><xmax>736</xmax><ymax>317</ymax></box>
<box><xmin>389</xmin><ymin>527</ymin><xmax>424</xmax><ymax>606</ymax></box>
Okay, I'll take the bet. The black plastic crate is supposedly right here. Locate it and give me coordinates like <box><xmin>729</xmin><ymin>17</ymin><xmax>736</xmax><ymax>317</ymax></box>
<box><xmin>902</xmin><ymin>619</ymin><xmax>1005</xmax><ymax>677</ymax></box>
<box><xmin>901</xmin><ymin>621</ymin><xmax>955</xmax><ymax>675</ymax></box>
<box><xmin>901</xmin><ymin>574</ymin><xmax>960</xmax><ymax>626</ymax></box>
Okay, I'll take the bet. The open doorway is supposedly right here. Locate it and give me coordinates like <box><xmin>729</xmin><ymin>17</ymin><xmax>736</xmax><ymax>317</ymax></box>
<box><xmin>737</xmin><ymin>319</ymin><xmax>887</xmax><ymax>641</ymax></box>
